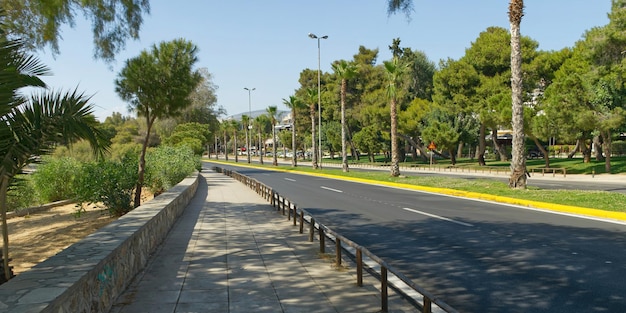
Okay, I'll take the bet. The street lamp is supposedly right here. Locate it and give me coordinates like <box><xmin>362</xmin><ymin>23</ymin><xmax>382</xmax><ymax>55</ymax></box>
<box><xmin>244</xmin><ymin>87</ymin><xmax>255</xmax><ymax>163</ymax></box>
<box><xmin>308</xmin><ymin>33</ymin><xmax>327</xmax><ymax>169</ymax></box>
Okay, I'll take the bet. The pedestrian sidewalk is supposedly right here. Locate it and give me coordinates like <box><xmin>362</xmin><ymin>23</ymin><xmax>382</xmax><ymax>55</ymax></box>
<box><xmin>110</xmin><ymin>170</ymin><xmax>417</xmax><ymax>313</ymax></box>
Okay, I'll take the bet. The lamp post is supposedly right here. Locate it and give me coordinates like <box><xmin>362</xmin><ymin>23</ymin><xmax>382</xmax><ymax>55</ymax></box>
<box><xmin>309</xmin><ymin>33</ymin><xmax>327</xmax><ymax>169</ymax></box>
<box><xmin>244</xmin><ymin>87</ymin><xmax>255</xmax><ymax>163</ymax></box>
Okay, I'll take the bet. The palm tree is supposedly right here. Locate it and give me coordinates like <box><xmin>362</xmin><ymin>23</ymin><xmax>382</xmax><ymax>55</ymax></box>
<box><xmin>255</xmin><ymin>114</ymin><xmax>269</xmax><ymax>165</ymax></box>
<box><xmin>220</xmin><ymin>121</ymin><xmax>229</xmax><ymax>161</ymax></box>
<box><xmin>266</xmin><ymin>106</ymin><xmax>279</xmax><ymax>166</ymax></box>
<box><xmin>241</xmin><ymin>114</ymin><xmax>251</xmax><ymax>163</ymax></box>
<box><xmin>115</xmin><ymin>39</ymin><xmax>202</xmax><ymax>207</ymax></box>
<box><xmin>509</xmin><ymin>0</ymin><xmax>527</xmax><ymax>188</ymax></box>
<box><xmin>386</xmin><ymin>0</ymin><xmax>528</xmax><ymax>187</ymax></box>
<box><xmin>282</xmin><ymin>95</ymin><xmax>305</xmax><ymax>167</ymax></box>
<box><xmin>384</xmin><ymin>56</ymin><xmax>409</xmax><ymax>177</ymax></box>
<box><xmin>0</xmin><ymin>34</ymin><xmax>109</xmax><ymax>281</ymax></box>
<box><xmin>230</xmin><ymin>119</ymin><xmax>240</xmax><ymax>162</ymax></box>
<box><xmin>305</xmin><ymin>88</ymin><xmax>319</xmax><ymax>169</ymax></box>
<box><xmin>332</xmin><ymin>60</ymin><xmax>358</xmax><ymax>172</ymax></box>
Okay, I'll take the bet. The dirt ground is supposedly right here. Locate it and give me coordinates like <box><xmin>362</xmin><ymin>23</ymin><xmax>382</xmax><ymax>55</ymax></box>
<box><xmin>5</xmin><ymin>194</ymin><xmax>153</xmax><ymax>276</ymax></box>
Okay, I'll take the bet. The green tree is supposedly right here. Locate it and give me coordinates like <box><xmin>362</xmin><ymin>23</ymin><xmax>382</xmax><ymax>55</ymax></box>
<box><xmin>1</xmin><ymin>0</ymin><xmax>150</xmax><ymax>62</ymax></box>
<box><xmin>332</xmin><ymin>60</ymin><xmax>358</xmax><ymax>172</ymax></box>
<box><xmin>383</xmin><ymin>56</ymin><xmax>409</xmax><ymax>177</ymax></box>
<box><xmin>162</xmin><ymin>122</ymin><xmax>210</xmax><ymax>155</ymax></box>
<box><xmin>115</xmin><ymin>38</ymin><xmax>202</xmax><ymax>208</ymax></box>
<box><xmin>353</xmin><ymin>126</ymin><xmax>384</xmax><ymax>162</ymax></box>
<box><xmin>267</xmin><ymin>106</ymin><xmax>279</xmax><ymax>166</ymax></box>
<box><xmin>0</xmin><ymin>30</ymin><xmax>110</xmax><ymax>280</ymax></box>
<box><xmin>282</xmin><ymin>95</ymin><xmax>305</xmax><ymax>167</ymax></box>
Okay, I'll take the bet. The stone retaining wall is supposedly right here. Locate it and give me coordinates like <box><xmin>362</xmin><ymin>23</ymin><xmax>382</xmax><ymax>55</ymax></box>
<box><xmin>0</xmin><ymin>172</ymin><xmax>200</xmax><ymax>313</ymax></box>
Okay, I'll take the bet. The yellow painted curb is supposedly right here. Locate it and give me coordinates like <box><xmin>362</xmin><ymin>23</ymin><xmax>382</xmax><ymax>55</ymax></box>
<box><xmin>204</xmin><ymin>160</ymin><xmax>626</xmax><ymax>222</ymax></box>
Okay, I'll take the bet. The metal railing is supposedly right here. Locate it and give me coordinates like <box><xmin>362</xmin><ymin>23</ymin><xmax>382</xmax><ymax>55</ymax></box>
<box><xmin>213</xmin><ymin>166</ymin><xmax>459</xmax><ymax>313</ymax></box>
<box><xmin>529</xmin><ymin>167</ymin><xmax>567</xmax><ymax>177</ymax></box>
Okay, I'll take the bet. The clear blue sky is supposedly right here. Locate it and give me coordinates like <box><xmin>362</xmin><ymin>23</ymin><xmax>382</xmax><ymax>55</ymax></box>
<box><xmin>36</xmin><ymin>1</ymin><xmax>611</xmax><ymax>122</ymax></box>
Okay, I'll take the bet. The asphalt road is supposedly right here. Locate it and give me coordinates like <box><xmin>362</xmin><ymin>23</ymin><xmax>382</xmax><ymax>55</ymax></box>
<box><xmin>207</xmin><ymin>162</ymin><xmax>626</xmax><ymax>313</ymax></box>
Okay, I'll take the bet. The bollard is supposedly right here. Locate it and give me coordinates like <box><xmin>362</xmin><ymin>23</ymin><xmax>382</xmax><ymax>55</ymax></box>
<box><xmin>335</xmin><ymin>238</ymin><xmax>342</xmax><ymax>267</ymax></box>
<box><xmin>309</xmin><ymin>217</ymin><xmax>315</xmax><ymax>242</ymax></box>
<box><xmin>293</xmin><ymin>205</ymin><xmax>298</xmax><ymax>226</ymax></box>
<box><xmin>299</xmin><ymin>211</ymin><xmax>304</xmax><ymax>234</ymax></box>
<box><xmin>381</xmin><ymin>266</ymin><xmax>388</xmax><ymax>312</ymax></box>
<box><xmin>319</xmin><ymin>228</ymin><xmax>325</xmax><ymax>253</ymax></box>
<box><xmin>356</xmin><ymin>249</ymin><xmax>363</xmax><ymax>287</ymax></box>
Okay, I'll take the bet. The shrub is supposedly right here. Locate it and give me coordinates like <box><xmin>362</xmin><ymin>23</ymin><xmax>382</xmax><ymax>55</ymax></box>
<box><xmin>145</xmin><ymin>145</ymin><xmax>200</xmax><ymax>195</ymax></box>
<box><xmin>74</xmin><ymin>156</ymin><xmax>138</xmax><ymax>216</ymax></box>
<box><xmin>31</xmin><ymin>157</ymin><xmax>82</xmax><ymax>202</ymax></box>
<box><xmin>6</xmin><ymin>175</ymin><xmax>38</xmax><ymax>212</ymax></box>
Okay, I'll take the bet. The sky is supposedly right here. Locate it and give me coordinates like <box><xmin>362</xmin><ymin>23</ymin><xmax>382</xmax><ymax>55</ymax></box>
<box><xmin>34</xmin><ymin>1</ymin><xmax>612</xmax><ymax>122</ymax></box>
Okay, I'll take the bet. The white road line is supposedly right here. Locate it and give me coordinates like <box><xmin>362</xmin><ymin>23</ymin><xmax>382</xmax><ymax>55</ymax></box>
<box><xmin>403</xmin><ymin>208</ymin><xmax>474</xmax><ymax>227</ymax></box>
<box><xmin>321</xmin><ymin>186</ymin><xmax>343</xmax><ymax>193</ymax></box>
<box><xmin>284</xmin><ymin>178</ymin><xmax>296</xmax><ymax>182</ymax></box>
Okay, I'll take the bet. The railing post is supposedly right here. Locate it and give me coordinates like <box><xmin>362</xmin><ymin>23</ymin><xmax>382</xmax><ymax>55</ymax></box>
<box><xmin>309</xmin><ymin>217</ymin><xmax>315</xmax><ymax>242</ymax></box>
<box><xmin>356</xmin><ymin>249</ymin><xmax>363</xmax><ymax>287</ymax></box>
<box><xmin>282</xmin><ymin>197</ymin><xmax>286</xmax><ymax>215</ymax></box>
<box><xmin>423</xmin><ymin>297</ymin><xmax>432</xmax><ymax>313</ymax></box>
<box><xmin>288</xmin><ymin>203</ymin><xmax>292</xmax><ymax>221</ymax></box>
<box><xmin>299</xmin><ymin>210</ymin><xmax>304</xmax><ymax>234</ymax></box>
<box><xmin>335</xmin><ymin>238</ymin><xmax>342</xmax><ymax>267</ymax></box>
<box><xmin>381</xmin><ymin>266</ymin><xmax>388</xmax><ymax>312</ymax></box>
<box><xmin>319</xmin><ymin>228</ymin><xmax>325</xmax><ymax>253</ymax></box>
<box><xmin>293</xmin><ymin>205</ymin><xmax>297</xmax><ymax>226</ymax></box>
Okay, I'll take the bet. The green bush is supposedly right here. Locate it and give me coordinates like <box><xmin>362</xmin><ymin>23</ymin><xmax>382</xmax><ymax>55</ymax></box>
<box><xmin>74</xmin><ymin>156</ymin><xmax>138</xmax><ymax>217</ymax></box>
<box><xmin>31</xmin><ymin>157</ymin><xmax>82</xmax><ymax>202</ymax></box>
<box><xmin>145</xmin><ymin>145</ymin><xmax>200</xmax><ymax>195</ymax></box>
<box><xmin>6</xmin><ymin>175</ymin><xmax>38</xmax><ymax>212</ymax></box>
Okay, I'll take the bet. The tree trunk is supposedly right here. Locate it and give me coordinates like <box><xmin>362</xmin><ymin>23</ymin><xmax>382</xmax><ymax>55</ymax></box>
<box><xmin>492</xmin><ymin>128</ymin><xmax>509</xmax><ymax>162</ymax></box>
<box><xmin>224</xmin><ymin>133</ymin><xmax>228</xmax><ymax>161</ymax></box>
<box><xmin>530</xmin><ymin>135</ymin><xmax>550</xmax><ymax>168</ymax></box>
<box><xmin>477</xmin><ymin>123</ymin><xmax>487</xmax><ymax>166</ymax></box>
<box><xmin>134</xmin><ymin>117</ymin><xmax>154</xmax><ymax>208</ymax></box>
<box><xmin>593</xmin><ymin>135</ymin><xmax>603</xmax><ymax>161</ymax></box>
<box><xmin>258</xmin><ymin>129</ymin><xmax>264</xmax><ymax>165</ymax></box>
<box><xmin>291</xmin><ymin>117</ymin><xmax>297</xmax><ymax>167</ymax></box>
<box><xmin>399</xmin><ymin>134</ymin><xmax>428</xmax><ymax>162</ymax></box>
<box><xmin>449</xmin><ymin>149</ymin><xmax>457</xmax><ymax>165</ymax></box>
<box><xmin>1</xmin><ymin>175</ymin><xmax>13</xmax><ymax>282</ymax></box>
<box><xmin>602</xmin><ymin>130</ymin><xmax>612</xmax><ymax>173</ymax></box>
<box><xmin>271</xmin><ymin>127</ymin><xmax>277</xmax><ymax>166</ymax></box>
<box><xmin>340</xmin><ymin>80</ymin><xmax>349</xmax><ymax>172</ymax></box>
<box><xmin>310</xmin><ymin>106</ymin><xmax>318</xmax><ymax>169</ymax></box>
<box><xmin>234</xmin><ymin>130</ymin><xmax>238</xmax><ymax>162</ymax></box>
<box><xmin>568</xmin><ymin>139</ymin><xmax>580</xmax><ymax>159</ymax></box>
<box><xmin>457</xmin><ymin>141</ymin><xmax>464</xmax><ymax>159</ymax></box>
<box><xmin>508</xmin><ymin>0</ymin><xmax>526</xmax><ymax>188</ymax></box>
<box><xmin>390</xmin><ymin>98</ymin><xmax>400</xmax><ymax>177</ymax></box>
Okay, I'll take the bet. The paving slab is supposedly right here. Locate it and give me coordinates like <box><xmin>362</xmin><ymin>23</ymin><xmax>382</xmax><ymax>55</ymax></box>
<box><xmin>110</xmin><ymin>170</ymin><xmax>418</xmax><ymax>313</ymax></box>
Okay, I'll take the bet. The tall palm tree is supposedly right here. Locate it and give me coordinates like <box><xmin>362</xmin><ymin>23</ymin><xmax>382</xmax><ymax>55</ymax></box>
<box><xmin>386</xmin><ymin>0</ymin><xmax>529</xmax><ymax>187</ymax></box>
<box><xmin>282</xmin><ymin>95</ymin><xmax>305</xmax><ymax>167</ymax></box>
<box><xmin>254</xmin><ymin>114</ymin><xmax>269</xmax><ymax>165</ymax></box>
<box><xmin>332</xmin><ymin>60</ymin><xmax>358</xmax><ymax>172</ymax></box>
<box><xmin>241</xmin><ymin>114</ymin><xmax>251</xmax><ymax>163</ymax></box>
<box><xmin>0</xmin><ymin>34</ymin><xmax>109</xmax><ymax>281</ymax></box>
<box><xmin>220</xmin><ymin>121</ymin><xmax>229</xmax><ymax>161</ymax></box>
<box><xmin>384</xmin><ymin>56</ymin><xmax>409</xmax><ymax>177</ymax></box>
<box><xmin>305</xmin><ymin>87</ymin><xmax>319</xmax><ymax>169</ymax></box>
<box><xmin>266</xmin><ymin>106</ymin><xmax>279</xmax><ymax>166</ymax></box>
<box><xmin>509</xmin><ymin>0</ymin><xmax>527</xmax><ymax>188</ymax></box>
<box><xmin>230</xmin><ymin>119</ymin><xmax>240</xmax><ymax>162</ymax></box>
